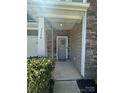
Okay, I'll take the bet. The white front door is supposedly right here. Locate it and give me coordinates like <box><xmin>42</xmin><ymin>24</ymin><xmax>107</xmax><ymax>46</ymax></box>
<box><xmin>56</xmin><ymin>36</ymin><xmax>68</xmax><ymax>60</ymax></box>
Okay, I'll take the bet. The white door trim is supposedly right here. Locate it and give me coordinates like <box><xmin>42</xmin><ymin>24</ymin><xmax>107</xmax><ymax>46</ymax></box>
<box><xmin>56</xmin><ymin>36</ymin><xmax>68</xmax><ymax>60</ymax></box>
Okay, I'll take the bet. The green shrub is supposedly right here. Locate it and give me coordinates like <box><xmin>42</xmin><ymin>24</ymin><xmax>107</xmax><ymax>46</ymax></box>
<box><xmin>27</xmin><ymin>56</ymin><xmax>55</xmax><ymax>93</ymax></box>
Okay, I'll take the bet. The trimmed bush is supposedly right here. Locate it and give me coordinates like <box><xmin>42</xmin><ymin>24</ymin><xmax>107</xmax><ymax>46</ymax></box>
<box><xmin>27</xmin><ymin>56</ymin><xmax>55</xmax><ymax>93</ymax></box>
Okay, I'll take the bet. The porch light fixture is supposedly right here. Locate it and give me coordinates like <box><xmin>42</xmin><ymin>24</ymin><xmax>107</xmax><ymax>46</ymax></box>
<box><xmin>60</xmin><ymin>23</ymin><xmax>63</xmax><ymax>26</ymax></box>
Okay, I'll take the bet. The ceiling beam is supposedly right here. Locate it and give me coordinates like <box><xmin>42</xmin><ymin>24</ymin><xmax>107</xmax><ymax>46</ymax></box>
<box><xmin>42</xmin><ymin>14</ymin><xmax>82</xmax><ymax>20</ymax></box>
<box><xmin>46</xmin><ymin>18</ymin><xmax>81</xmax><ymax>23</ymax></box>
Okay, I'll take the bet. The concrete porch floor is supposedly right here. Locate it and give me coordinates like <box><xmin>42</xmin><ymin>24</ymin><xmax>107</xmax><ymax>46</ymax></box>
<box><xmin>52</xmin><ymin>61</ymin><xmax>82</xmax><ymax>80</ymax></box>
<box><xmin>52</xmin><ymin>61</ymin><xmax>82</xmax><ymax>93</ymax></box>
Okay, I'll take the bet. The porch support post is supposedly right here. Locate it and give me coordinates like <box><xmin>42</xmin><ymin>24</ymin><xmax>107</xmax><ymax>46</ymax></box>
<box><xmin>81</xmin><ymin>11</ymin><xmax>87</xmax><ymax>77</ymax></box>
<box><xmin>51</xmin><ymin>25</ymin><xmax>54</xmax><ymax>59</ymax></box>
<box><xmin>37</xmin><ymin>16</ymin><xmax>47</xmax><ymax>56</ymax></box>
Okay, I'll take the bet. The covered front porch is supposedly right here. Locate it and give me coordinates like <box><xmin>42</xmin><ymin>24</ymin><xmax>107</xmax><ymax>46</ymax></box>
<box><xmin>27</xmin><ymin>0</ymin><xmax>90</xmax><ymax>77</ymax></box>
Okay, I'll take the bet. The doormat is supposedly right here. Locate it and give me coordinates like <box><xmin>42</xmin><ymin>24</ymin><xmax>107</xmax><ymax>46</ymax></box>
<box><xmin>76</xmin><ymin>79</ymin><xmax>97</xmax><ymax>93</ymax></box>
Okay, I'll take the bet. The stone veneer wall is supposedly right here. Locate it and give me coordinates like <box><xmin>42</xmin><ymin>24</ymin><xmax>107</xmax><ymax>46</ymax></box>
<box><xmin>85</xmin><ymin>0</ymin><xmax>97</xmax><ymax>80</ymax></box>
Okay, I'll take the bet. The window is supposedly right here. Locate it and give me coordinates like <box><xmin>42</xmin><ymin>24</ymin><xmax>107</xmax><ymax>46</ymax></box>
<box><xmin>27</xmin><ymin>30</ymin><xmax>38</xmax><ymax>36</ymax></box>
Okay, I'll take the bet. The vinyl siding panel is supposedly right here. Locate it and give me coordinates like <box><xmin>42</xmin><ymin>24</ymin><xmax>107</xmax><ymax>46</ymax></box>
<box><xmin>70</xmin><ymin>23</ymin><xmax>82</xmax><ymax>72</ymax></box>
<box><xmin>27</xmin><ymin>36</ymin><xmax>38</xmax><ymax>57</ymax></box>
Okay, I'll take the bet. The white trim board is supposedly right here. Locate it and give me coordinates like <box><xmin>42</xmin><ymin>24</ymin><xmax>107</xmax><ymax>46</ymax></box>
<box><xmin>81</xmin><ymin>12</ymin><xmax>87</xmax><ymax>77</ymax></box>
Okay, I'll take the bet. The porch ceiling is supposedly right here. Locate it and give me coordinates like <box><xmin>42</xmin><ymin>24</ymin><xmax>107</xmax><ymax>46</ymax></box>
<box><xmin>46</xmin><ymin>18</ymin><xmax>81</xmax><ymax>30</ymax></box>
<box><xmin>27</xmin><ymin>0</ymin><xmax>89</xmax><ymax>21</ymax></box>
<box><xmin>27</xmin><ymin>0</ymin><xmax>89</xmax><ymax>30</ymax></box>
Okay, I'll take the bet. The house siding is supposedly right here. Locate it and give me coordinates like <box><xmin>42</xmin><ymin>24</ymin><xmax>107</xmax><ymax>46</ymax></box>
<box><xmin>46</xmin><ymin>29</ymin><xmax>52</xmax><ymax>57</ymax></box>
<box><xmin>27</xmin><ymin>22</ymin><xmax>38</xmax><ymax>57</ymax></box>
<box><xmin>27</xmin><ymin>36</ymin><xmax>38</xmax><ymax>57</ymax></box>
<box><xmin>45</xmin><ymin>22</ymin><xmax>51</xmax><ymax>57</ymax></box>
<box><xmin>85</xmin><ymin>0</ymin><xmax>97</xmax><ymax>80</ymax></box>
<box><xmin>70</xmin><ymin>23</ymin><xmax>82</xmax><ymax>72</ymax></box>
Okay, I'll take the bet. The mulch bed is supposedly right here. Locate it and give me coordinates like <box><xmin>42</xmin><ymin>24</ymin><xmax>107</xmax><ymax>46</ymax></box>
<box><xmin>76</xmin><ymin>79</ymin><xmax>97</xmax><ymax>93</ymax></box>
<box><xmin>48</xmin><ymin>79</ymin><xmax>97</xmax><ymax>93</ymax></box>
<box><xmin>48</xmin><ymin>79</ymin><xmax>55</xmax><ymax>93</ymax></box>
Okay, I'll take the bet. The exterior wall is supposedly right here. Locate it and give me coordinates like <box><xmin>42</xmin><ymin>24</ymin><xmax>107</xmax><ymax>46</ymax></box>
<box><xmin>70</xmin><ymin>23</ymin><xmax>82</xmax><ymax>72</ymax></box>
<box><xmin>27</xmin><ymin>22</ymin><xmax>38</xmax><ymax>57</ymax></box>
<box><xmin>85</xmin><ymin>0</ymin><xmax>97</xmax><ymax>79</ymax></box>
<box><xmin>27</xmin><ymin>36</ymin><xmax>38</xmax><ymax>57</ymax></box>
<box><xmin>27</xmin><ymin>21</ymin><xmax>52</xmax><ymax>57</ymax></box>
<box><xmin>46</xmin><ymin>30</ymin><xmax>52</xmax><ymax>57</ymax></box>
<box><xmin>46</xmin><ymin>23</ymin><xmax>52</xmax><ymax>57</ymax></box>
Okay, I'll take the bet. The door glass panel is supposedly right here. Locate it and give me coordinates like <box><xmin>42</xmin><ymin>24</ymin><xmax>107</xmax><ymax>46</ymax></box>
<box><xmin>61</xmin><ymin>39</ymin><xmax>65</xmax><ymax>45</ymax></box>
<box><xmin>60</xmin><ymin>39</ymin><xmax>66</xmax><ymax>47</ymax></box>
<box><xmin>58</xmin><ymin>38</ymin><xmax>66</xmax><ymax>47</ymax></box>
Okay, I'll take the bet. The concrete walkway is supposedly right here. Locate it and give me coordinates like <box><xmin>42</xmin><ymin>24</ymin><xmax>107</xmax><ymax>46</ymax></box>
<box><xmin>52</xmin><ymin>61</ymin><xmax>82</xmax><ymax>93</ymax></box>
<box><xmin>52</xmin><ymin>61</ymin><xmax>82</xmax><ymax>80</ymax></box>
<box><xmin>54</xmin><ymin>81</ymin><xmax>80</xmax><ymax>93</ymax></box>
